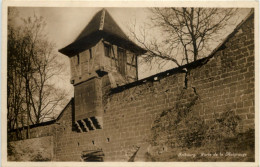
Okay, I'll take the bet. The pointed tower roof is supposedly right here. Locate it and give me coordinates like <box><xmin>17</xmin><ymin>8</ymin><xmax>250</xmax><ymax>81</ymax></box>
<box><xmin>59</xmin><ymin>8</ymin><xmax>146</xmax><ymax>56</ymax></box>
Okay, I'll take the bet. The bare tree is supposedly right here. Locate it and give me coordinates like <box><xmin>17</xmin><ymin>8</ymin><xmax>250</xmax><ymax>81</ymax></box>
<box><xmin>130</xmin><ymin>7</ymin><xmax>237</xmax><ymax>67</ymax></box>
<box><xmin>20</xmin><ymin>15</ymin><xmax>67</xmax><ymax>124</ymax></box>
<box><xmin>8</xmin><ymin>10</ymin><xmax>68</xmax><ymax>138</ymax></box>
<box><xmin>7</xmin><ymin>8</ymin><xmax>26</xmax><ymax>138</ymax></box>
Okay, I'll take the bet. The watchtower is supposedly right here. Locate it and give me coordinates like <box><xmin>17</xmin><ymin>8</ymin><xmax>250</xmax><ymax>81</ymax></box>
<box><xmin>59</xmin><ymin>8</ymin><xmax>146</xmax><ymax>132</ymax></box>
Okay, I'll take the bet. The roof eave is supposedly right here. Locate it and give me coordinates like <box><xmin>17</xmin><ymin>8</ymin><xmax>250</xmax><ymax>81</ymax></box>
<box><xmin>59</xmin><ymin>31</ymin><xmax>146</xmax><ymax>56</ymax></box>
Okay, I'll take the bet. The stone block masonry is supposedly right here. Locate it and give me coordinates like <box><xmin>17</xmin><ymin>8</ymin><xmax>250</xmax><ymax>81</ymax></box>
<box><xmin>8</xmin><ymin>11</ymin><xmax>255</xmax><ymax>162</ymax></box>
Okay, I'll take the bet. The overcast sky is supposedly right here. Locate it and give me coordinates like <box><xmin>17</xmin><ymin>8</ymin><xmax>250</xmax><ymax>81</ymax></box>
<box><xmin>11</xmin><ymin>7</ymin><xmax>251</xmax><ymax>101</ymax></box>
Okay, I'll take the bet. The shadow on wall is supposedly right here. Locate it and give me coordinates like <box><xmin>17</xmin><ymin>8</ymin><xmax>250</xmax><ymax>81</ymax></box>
<box><xmin>81</xmin><ymin>149</ymin><xmax>105</xmax><ymax>162</ymax></box>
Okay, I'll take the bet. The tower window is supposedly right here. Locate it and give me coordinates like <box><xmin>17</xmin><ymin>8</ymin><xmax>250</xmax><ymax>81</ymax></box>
<box><xmin>89</xmin><ymin>49</ymin><xmax>92</xmax><ymax>59</ymax></box>
<box><xmin>118</xmin><ymin>48</ymin><xmax>126</xmax><ymax>75</ymax></box>
<box><xmin>104</xmin><ymin>44</ymin><xmax>111</xmax><ymax>58</ymax></box>
<box><xmin>77</xmin><ymin>54</ymin><xmax>80</xmax><ymax>65</ymax></box>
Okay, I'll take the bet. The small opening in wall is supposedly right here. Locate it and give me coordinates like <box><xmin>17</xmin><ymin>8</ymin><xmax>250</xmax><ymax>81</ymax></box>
<box><xmin>107</xmin><ymin>138</ymin><xmax>110</xmax><ymax>143</ymax></box>
<box><xmin>89</xmin><ymin>49</ymin><xmax>92</xmax><ymax>59</ymax></box>
<box><xmin>78</xmin><ymin>142</ymin><xmax>80</xmax><ymax>147</ymax></box>
<box><xmin>77</xmin><ymin>54</ymin><xmax>80</xmax><ymax>65</ymax></box>
<box><xmin>104</xmin><ymin>43</ymin><xmax>111</xmax><ymax>58</ymax></box>
<box><xmin>64</xmin><ymin>128</ymin><xmax>65</xmax><ymax>131</ymax></box>
<box><xmin>92</xmin><ymin>140</ymin><xmax>95</xmax><ymax>145</ymax></box>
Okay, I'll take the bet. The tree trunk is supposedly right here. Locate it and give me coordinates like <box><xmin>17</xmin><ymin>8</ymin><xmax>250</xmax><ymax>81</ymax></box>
<box><xmin>25</xmin><ymin>76</ymin><xmax>30</xmax><ymax>139</ymax></box>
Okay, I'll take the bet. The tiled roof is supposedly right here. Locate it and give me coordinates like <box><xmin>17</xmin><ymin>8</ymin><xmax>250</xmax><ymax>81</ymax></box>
<box><xmin>59</xmin><ymin>8</ymin><xmax>146</xmax><ymax>56</ymax></box>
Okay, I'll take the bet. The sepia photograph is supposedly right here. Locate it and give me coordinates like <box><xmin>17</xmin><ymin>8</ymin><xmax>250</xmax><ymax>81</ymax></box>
<box><xmin>1</xmin><ymin>1</ymin><xmax>259</xmax><ymax>166</ymax></box>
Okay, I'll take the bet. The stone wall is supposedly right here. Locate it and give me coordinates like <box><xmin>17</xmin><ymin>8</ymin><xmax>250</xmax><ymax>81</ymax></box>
<box><xmin>8</xmin><ymin>122</ymin><xmax>55</xmax><ymax>141</ymax></box>
<box><xmin>8</xmin><ymin>99</ymin><xmax>74</xmax><ymax>142</ymax></box>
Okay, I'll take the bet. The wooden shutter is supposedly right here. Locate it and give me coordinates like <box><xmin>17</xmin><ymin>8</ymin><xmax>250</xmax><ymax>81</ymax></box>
<box><xmin>117</xmin><ymin>48</ymin><xmax>126</xmax><ymax>76</ymax></box>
